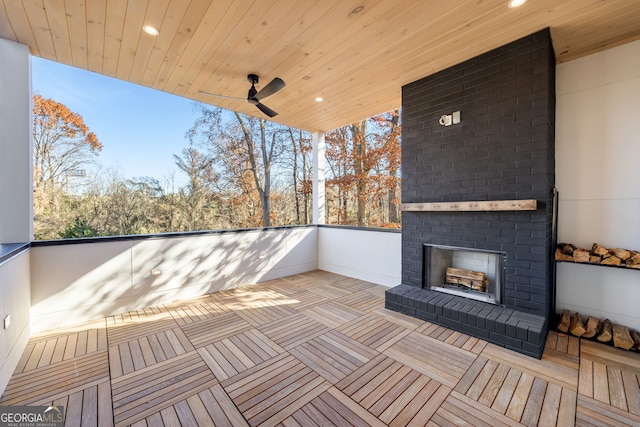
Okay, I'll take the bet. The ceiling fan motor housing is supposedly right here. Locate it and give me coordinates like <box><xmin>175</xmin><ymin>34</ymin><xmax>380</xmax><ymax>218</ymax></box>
<box><xmin>247</xmin><ymin>74</ymin><xmax>259</xmax><ymax>84</ymax></box>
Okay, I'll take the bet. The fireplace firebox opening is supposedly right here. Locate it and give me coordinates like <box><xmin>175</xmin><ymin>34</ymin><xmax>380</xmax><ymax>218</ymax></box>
<box><xmin>424</xmin><ymin>244</ymin><xmax>506</xmax><ymax>305</ymax></box>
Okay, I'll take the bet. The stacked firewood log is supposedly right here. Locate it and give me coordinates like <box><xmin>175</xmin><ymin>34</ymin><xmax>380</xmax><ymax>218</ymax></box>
<box><xmin>555</xmin><ymin>243</ymin><xmax>640</xmax><ymax>268</ymax></box>
<box><xmin>557</xmin><ymin>309</ymin><xmax>640</xmax><ymax>351</ymax></box>
<box><xmin>445</xmin><ymin>267</ymin><xmax>488</xmax><ymax>292</ymax></box>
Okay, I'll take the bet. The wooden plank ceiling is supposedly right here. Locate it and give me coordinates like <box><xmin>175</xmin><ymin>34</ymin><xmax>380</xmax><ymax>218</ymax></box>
<box><xmin>1</xmin><ymin>0</ymin><xmax>640</xmax><ymax>132</ymax></box>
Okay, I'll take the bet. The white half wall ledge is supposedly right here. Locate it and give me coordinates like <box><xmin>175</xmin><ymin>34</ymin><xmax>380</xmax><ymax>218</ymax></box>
<box><xmin>0</xmin><ymin>250</ymin><xmax>31</xmax><ymax>396</ymax></box>
<box><xmin>318</xmin><ymin>226</ymin><xmax>401</xmax><ymax>287</ymax></box>
<box><xmin>29</xmin><ymin>227</ymin><xmax>319</xmax><ymax>333</ymax></box>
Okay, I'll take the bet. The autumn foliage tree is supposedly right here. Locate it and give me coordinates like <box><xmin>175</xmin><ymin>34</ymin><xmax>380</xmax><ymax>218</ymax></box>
<box><xmin>325</xmin><ymin>109</ymin><xmax>401</xmax><ymax>227</ymax></box>
<box><xmin>33</xmin><ymin>95</ymin><xmax>102</xmax><ymax>198</ymax></box>
<box><xmin>186</xmin><ymin>106</ymin><xmax>308</xmax><ymax>228</ymax></box>
<box><xmin>32</xmin><ymin>95</ymin><xmax>103</xmax><ymax>237</ymax></box>
<box><xmin>30</xmin><ymin>94</ymin><xmax>399</xmax><ymax>239</ymax></box>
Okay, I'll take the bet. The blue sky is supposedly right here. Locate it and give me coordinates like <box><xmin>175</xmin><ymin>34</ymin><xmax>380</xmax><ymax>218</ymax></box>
<box><xmin>32</xmin><ymin>57</ymin><xmax>206</xmax><ymax>184</ymax></box>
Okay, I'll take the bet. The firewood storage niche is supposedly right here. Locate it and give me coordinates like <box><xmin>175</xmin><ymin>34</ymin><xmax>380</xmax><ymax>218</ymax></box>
<box><xmin>424</xmin><ymin>244</ymin><xmax>506</xmax><ymax>305</ymax></box>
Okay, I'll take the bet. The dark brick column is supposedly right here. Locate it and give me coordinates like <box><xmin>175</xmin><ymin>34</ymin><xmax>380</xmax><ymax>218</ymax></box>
<box><xmin>386</xmin><ymin>29</ymin><xmax>555</xmax><ymax>358</ymax></box>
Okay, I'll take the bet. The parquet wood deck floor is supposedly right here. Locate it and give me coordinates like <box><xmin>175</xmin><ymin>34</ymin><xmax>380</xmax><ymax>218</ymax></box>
<box><xmin>2</xmin><ymin>270</ymin><xmax>640</xmax><ymax>426</ymax></box>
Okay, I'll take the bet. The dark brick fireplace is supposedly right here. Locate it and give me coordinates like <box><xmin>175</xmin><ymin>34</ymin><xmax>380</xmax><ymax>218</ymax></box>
<box><xmin>385</xmin><ymin>29</ymin><xmax>556</xmax><ymax>358</ymax></box>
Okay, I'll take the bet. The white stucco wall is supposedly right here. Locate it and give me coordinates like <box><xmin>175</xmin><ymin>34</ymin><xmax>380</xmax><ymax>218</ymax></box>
<box><xmin>555</xmin><ymin>39</ymin><xmax>640</xmax><ymax>329</ymax></box>
<box><xmin>30</xmin><ymin>227</ymin><xmax>318</xmax><ymax>333</ymax></box>
<box><xmin>0</xmin><ymin>39</ymin><xmax>33</xmax><ymax>244</ymax></box>
<box><xmin>0</xmin><ymin>39</ymin><xmax>33</xmax><ymax>397</ymax></box>
<box><xmin>318</xmin><ymin>226</ymin><xmax>401</xmax><ymax>287</ymax></box>
<box><xmin>0</xmin><ymin>250</ymin><xmax>31</xmax><ymax>395</ymax></box>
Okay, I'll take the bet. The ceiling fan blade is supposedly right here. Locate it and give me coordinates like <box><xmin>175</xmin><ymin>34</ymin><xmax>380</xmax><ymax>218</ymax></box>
<box><xmin>255</xmin><ymin>102</ymin><xmax>278</xmax><ymax>117</ymax></box>
<box><xmin>255</xmin><ymin>77</ymin><xmax>285</xmax><ymax>100</ymax></box>
<box><xmin>199</xmin><ymin>90</ymin><xmax>246</xmax><ymax>101</ymax></box>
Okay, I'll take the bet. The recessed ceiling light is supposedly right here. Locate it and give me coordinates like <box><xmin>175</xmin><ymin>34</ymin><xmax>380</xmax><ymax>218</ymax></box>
<box><xmin>142</xmin><ymin>25</ymin><xmax>159</xmax><ymax>36</ymax></box>
<box><xmin>315</xmin><ymin>97</ymin><xmax>324</xmax><ymax>102</ymax></box>
<box><xmin>508</xmin><ymin>0</ymin><xmax>527</xmax><ymax>8</ymax></box>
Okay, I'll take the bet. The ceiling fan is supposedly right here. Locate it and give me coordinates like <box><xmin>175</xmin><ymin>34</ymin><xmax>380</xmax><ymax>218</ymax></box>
<box><xmin>199</xmin><ymin>74</ymin><xmax>285</xmax><ymax>118</ymax></box>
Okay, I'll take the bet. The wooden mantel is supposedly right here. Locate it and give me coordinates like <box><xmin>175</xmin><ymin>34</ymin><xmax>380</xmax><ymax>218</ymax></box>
<box><xmin>400</xmin><ymin>199</ymin><xmax>537</xmax><ymax>212</ymax></box>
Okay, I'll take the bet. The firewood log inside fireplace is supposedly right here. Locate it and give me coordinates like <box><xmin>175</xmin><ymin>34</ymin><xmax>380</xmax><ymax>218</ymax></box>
<box><xmin>445</xmin><ymin>267</ymin><xmax>488</xmax><ymax>292</ymax></box>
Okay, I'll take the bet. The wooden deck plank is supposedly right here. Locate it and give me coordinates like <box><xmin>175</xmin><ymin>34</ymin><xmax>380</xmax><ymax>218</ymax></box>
<box><xmin>607</xmin><ymin>366</ymin><xmax>627</xmax><ymax>411</ymax></box>
<box><xmin>379</xmin><ymin>373</ymin><xmax>430</xmax><ymax>423</ymax></box>
<box><xmin>444</xmin><ymin>392</ymin><xmax>523</xmax><ymax>427</ymax></box>
<box><xmin>198</xmin><ymin>343</ymin><xmax>241</xmax><ymax>380</ymax></box>
<box><xmin>97</xmin><ymin>381</ymin><xmax>114</xmax><ymax>427</ymax></box>
<box><xmin>352</xmin><ymin>361</ymin><xmax>405</xmax><ymax>404</ymax></box>
<box><xmin>319</xmin><ymin>330</ymin><xmax>378</xmax><ymax>364</ymax></box>
<box><xmin>577</xmin><ymin>394</ymin><xmax>640</xmax><ymax>426</ymax></box>
<box><xmin>482</xmin><ymin>343</ymin><xmax>578</xmax><ymax>391</ymax></box>
<box><xmin>593</xmin><ymin>361</ymin><xmax>610</xmax><ymax>404</ymax></box>
<box><xmin>519</xmin><ymin>377</ymin><xmax>546</xmax><ymax>427</ymax></box>
<box><xmin>621</xmin><ymin>370</ymin><xmax>640</xmax><ymax>415</ymax></box>
<box><xmin>237</xmin><ymin>367</ymin><xmax>315</xmax><ymax>412</ymax></box>
<box><xmin>24</xmin><ymin>340</ymin><xmax>46</xmax><ymax>371</ymax></box>
<box><xmin>364</xmin><ymin>366</ymin><xmax>417</xmax><ymax>414</ymax></box>
<box><xmin>557</xmin><ymin>388</ymin><xmax>578</xmax><ymax>427</ymax></box>
<box><xmin>0</xmin><ymin>352</ymin><xmax>109</xmax><ymax>405</ymax></box>
<box><xmin>579</xmin><ymin>358</ymin><xmax>594</xmax><ymax>397</ymax></box>
<box><xmin>156</xmin><ymin>331</ymin><xmax>178</xmax><ymax>359</ymax></box>
<box><xmin>137</xmin><ymin>336</ymin><xmax>157</xmax><ymax>367</ymax></box>
<box><xmin>335</xmin><ymin>290</ymin><xmax>384</xmax><ymax>313</ymax></box>
<box><xmin>186</xmin><ymin>393</ymin><xmax>215</xmax><ymax>426</ymax></box>
<box><xmin>434</xmin><ymin>404</ymin><xmax>485</xmax><ymax>427</ymax></box>
<box><xmin>160</xmin><ymin>406</ymin><xmax>181</xmax><ymax>426</ymax></box>
<box><xmin>325</xmin><ymin>387</ymin><xmax>387</xmax><ymax>427</ymax></box>
<box><xmin>384</xmin><ymin>332</ymin><xmax>476</xmax><ymax>388</ymax></box>
<box><xmin>289</xmin><ymin>344</ymin><xmax>350</xmax><ymax>384</ymax></box>
<box><xmin>118</xmin><ymin>342</ymin><xmax>134</xmax><ymax>375</ymax></box>
<box><xmin>37</xmin><ymin>338</ymin><xmax>57</xmax><ymax>368</ymax></box>
<box><xmin>81</xmin><ymin>384</ymin><xmax>98</xmax><ymax>427</ymax></box>
<box><xmin>455</xmin><ymin>356</ymin><xmax>488</xmax><ymax>395</ymax></box>
<box><xmin>174</xmin><ymin>399</ymin><xmax>198</xmax><ymax>426</ymax></box>
<box><xmin>491</xmin><ymin>368</ymin><xmax>521</xmax><ymax>415</ymax></box>
<box><xmin>64</xmin><ymin>333</ymin><xmax>79</xmax><ymax>361</ymax></box>
<box><xmin>308</xmin><ymin>392</ymin><xmax>356</xmax><ymax>426</ymax></box>
<box><xmin>504</xmin><ymin>371</ymin><xmax>535</xmax><ymax>422</ymax></box>
<box><xmin>14</xmin><ymin>342</ymin><xmax>35</xmax><ymax>373</ymax></box>
<box><xmin>257</xmin><ymin>378</ymin><xmax>330</xmax><ymax>427</ymax></box>
<box><xmin>3</xmin><ymin>271</ymin><xmax>640</xmax><ymax>427</ymax></box>
<box><xmin>87</xmin><ymin>328</ymin><xmax>98</xmax><ymax>353</ymax></box>
<box><xmin>220</xmin><ymin>353</ymin><xmax>294</xmax><ymax>396</ymax></box>
<box><xmin>243</xmin><ymin>372</ymin><xmax>327</xmax><ymax>426</ymax></box>
<box><xmin>76</xmin><ymin>331</ymin><xmax>88</xmax><ymax>357</ymax></box>
<box><xmin>302</xmin><ymin>301</ymin><xmax>363</xmax><ymax>329</ymax></box>
<box><xmin>477</xmin><ymin>363</ymin><xmax>510</xmax><ymax>407</ymax></box>
<box><xmin>466</xmin><ymin>359</ymin><xmax>499</xmax><ymax>400</ymax></box>
<box><xmin>220</xmin><ymin>337</ymin><xmax>255</xmax><ymax>368</ymax></box>
<box><xmin>66</xmin><ymin>390</ymin><xmax>84</xmax><ymax>427</ymax></box>
<box><xmin>129</xmin><ymin>339</ymin><xmax>146</xmax><ymax>371</ymax></box>
<box><xmin>580</xmin><ymin>339</ymin><xmax>640</xmax><ymax>374</ymax></box>
<box><xmin>537</xmin><ymin>381</ymin><xmax>562</xmax><ymax>427</ymax></box>
<box><xmin>113</xmin><ymin>371</ymin><xmax>218</xmax><ymax>426</ymax></box>
<box><xmin>371</xmin><ymin>307</ymin><xmax>424</xmax><ymax>330</ymax></box>
<box><xmin>405</xmin><ymin>384</ymin><xmax>451</xmax><ymax>427</ymax></box>
<box><xmin>202</xmin><ymin>384</ymin><xmax>249</xmax><ymax>427</ymax></box>
<box><xmin>260</xmin><ymin>313</ymin><xmax>329</xmax><ymax>349</ymax></box>
<box><xmin>389</xmin><ymin>378</ymin><xmax>440</xmax><ymax>427</ymax></box>
<box><xmin>181</xmin><ymin>311</ymin><xmax>254</xmax><ymax>348</ymax></box>
<box><xmin>337</xmin><ymin>353</ymin><xmax>396</xmax><ymax>396</ymax></box>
